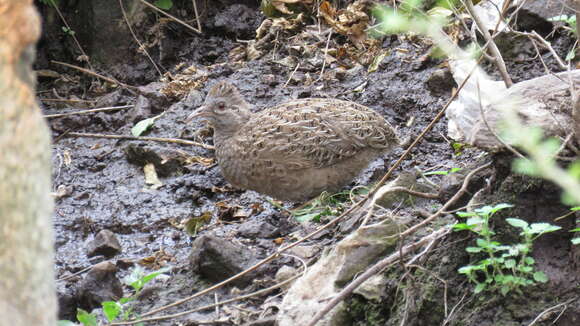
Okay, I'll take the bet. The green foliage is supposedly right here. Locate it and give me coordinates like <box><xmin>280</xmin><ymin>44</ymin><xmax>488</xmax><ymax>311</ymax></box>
<box><xmin>424</xmin><ymin>167</ymin><xmax>462</xmax><ymax>176</ymax></box>
<box><xmin>548</xmin><ymin>15</ymin><xmax>577</xmax><ymax>36</ymax></box>
<box><xmin>63</xmin><ymin>267</ymin><xmax>168</xmax><ymax>326</ymax></box>
<box><xmin>131</xmin><ymin>113</ymin><xmax>164</xmax><ymax>137</ymax></box>
<box><xmin>453</xmin><ymin>203</ymin><xmax>561</xmax><ymax>295</ymax></box>
<box><xmin>76</xmin><ymin>309</ymin><xmax>97</xmax><ymax>326</ymax></box>
<box><xmin>293</xmin><ymin>188</ymin><xmax>369</xmax><ymax>222</ymax></box>
<box><xmin>154</xmin><ymin>0</ymin><xmax>173</xmax><ymax>10</ymax></box>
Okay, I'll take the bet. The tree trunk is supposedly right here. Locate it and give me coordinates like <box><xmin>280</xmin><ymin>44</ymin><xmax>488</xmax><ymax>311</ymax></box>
<box><xmin>0</xmin><ymin>1</ymin><xmax>57</xmax><ymax>325</ymax></box>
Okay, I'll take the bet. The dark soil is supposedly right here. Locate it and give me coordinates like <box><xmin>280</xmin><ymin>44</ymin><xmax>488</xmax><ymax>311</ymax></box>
<box><xmin>37</xmin><ymin>0</ymin><xmax>580</xmax><ymax>325</ymax></box>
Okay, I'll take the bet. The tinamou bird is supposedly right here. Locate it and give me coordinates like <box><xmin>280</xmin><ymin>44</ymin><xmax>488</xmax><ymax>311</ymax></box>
<box><xmin>187</xmin><ymin>81</ymin><xmax>399</xmax><ymax>201</ymax></box>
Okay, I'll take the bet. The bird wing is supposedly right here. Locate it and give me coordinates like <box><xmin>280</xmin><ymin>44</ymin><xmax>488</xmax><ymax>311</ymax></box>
<box><xmin>237</xmin><ymin>99</ymin><xmax>398</xmax><ymax>170</ymax></box>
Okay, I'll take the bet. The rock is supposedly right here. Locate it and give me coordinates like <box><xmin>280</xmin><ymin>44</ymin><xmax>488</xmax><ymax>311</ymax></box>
<box><xmin>238</xmin><ymin>219</ymin><xmax>279</xmax><ymax>238</ymax></box>
<box><xmin>78</xmin><ymin>261</ymin><xmax>123</xmax><ymax>310</ymax></box>
<box><xmin>189</xmin><ymin>234</ymin><xmax>260</xmax><ymax>286</ymax></box>
<box><xmin>426</xmin><ymin>68</ymin><xmax>454</xmax><ymax>95</ymax></box>
<box><xmin>275</xmin><ymin>265</ymin><xmax>299</xmax><ymax>290</ymax></box>
<box><xmin>447</xmin><ymin>58</ymin><xmax>580</xmax><ymax>151</ymax></box>
<box><xmin>277</xmin><ymin>222</ymin><xmax>401</xmax><ymax>326</ymax></box>
<box><xmin>86</xmin><ymin>229</ymin><xmax>122</xmax><ymax>258</ymax></box>
<box><xmin>353</xmin><ymin>274</ymin><xmax>388</xmax><ymax>301</ymax></box>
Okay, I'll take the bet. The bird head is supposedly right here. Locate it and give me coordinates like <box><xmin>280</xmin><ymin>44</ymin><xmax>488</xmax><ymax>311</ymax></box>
<box><xmin>186</xmin><ymin>81</ymin><xmax>251</xmax><ymax>135</ymax></box>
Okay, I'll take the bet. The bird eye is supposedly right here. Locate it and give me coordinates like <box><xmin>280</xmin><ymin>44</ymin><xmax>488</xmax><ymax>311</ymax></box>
<box><xmin>216</xmin><ymin>102</ymin><xmax>226</xmax><ymax>111</ymax></box>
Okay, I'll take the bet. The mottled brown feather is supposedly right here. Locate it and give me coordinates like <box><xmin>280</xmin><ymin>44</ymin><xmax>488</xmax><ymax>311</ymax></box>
<box><xmin>193</xmin><ymin>81</ymin><xmax>399</xmax><ymax>201</ymax></box>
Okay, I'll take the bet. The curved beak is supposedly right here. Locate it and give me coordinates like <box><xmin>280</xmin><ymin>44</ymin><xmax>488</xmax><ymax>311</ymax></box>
<box><xmin>185</xmin><ymin>105</ymin><xmax>209</xmax><ymax>123</ymax></box>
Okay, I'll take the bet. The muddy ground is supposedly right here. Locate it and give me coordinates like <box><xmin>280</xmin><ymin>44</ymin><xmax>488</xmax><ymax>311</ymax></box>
<box><xmin>36</xmin><ymin>0</ymin><xmax>579</xmax><ymax>325</ymax></box>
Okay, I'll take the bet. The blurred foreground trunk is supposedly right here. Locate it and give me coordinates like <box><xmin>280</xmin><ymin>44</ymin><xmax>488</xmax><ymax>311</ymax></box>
<box><xmin>0</xmin><ymin>1</ymin><xmax>56</xmax><ymax>325</ymax></box>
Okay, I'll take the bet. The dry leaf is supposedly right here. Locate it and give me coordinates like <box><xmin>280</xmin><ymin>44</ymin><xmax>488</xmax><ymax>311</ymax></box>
<box><xmin>184</xmin><ymin>212</ymin><xmax>212</xmax><ymax>236</ymax></box>
<box><xmin>143</xmin><ymin>163</ymin><xmax>163</xmax><ymax>190</ymax></box>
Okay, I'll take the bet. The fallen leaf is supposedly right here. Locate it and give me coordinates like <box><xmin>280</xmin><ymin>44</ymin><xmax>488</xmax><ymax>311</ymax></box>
<box><xmin>184</xmin><ymin>212</ymin><xmax>212</xmax><ymax>236</ymax></box>
<box><xmin>273</xmin><ymin>237</ymin><xmax>285</xmax><ymax>245</ymax></box>
<box><xmin>143</xmin><ymin>163</ymin><xmax>163</xmax><ymax>190</ymax></box>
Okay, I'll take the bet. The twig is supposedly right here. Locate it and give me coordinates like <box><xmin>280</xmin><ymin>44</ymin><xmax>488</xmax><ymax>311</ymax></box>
<box><xmin>40</xmin><ymin>98</ymin><xmax>96</xmax><ymax>103</ymax></box>
<box><xmin>138</xmin><ymin>0</ymin><xmax>202</xmax><ymax>34</ymax></box>
<box><xmin>192</xmin><ymin>0</ymin><xmax>202</xmax><ymax>33</ymax></box>
<box><xmin>65</xmin><ymin>132</ymin><xmax>214</xmax><ymax>150</ymax></box>
<box><xmin>400</xmin><ymin>162</ymin><xmax>492</xmax><ymax>238</ymax></box>
<box><xmin>109</xmin><ymin>270</ymin><xmax>303</xmax><ymax>325</ymax></box>
<box><xmin>46</xmin><ymin>0</ymin><xmax>94</xmax><ymax>71</ymax></box>
<box><xmin>283</xmin><ymin>63</ymin><xmax>300</xmax><ymax>88</ymax></box>
<box><xmin>316</xmin><ymin>30</ymin><xmax>333</xmax><ymax>83</ymax></box>
<box><xmin>119</xmin><ymin>0</ymin><xmax>163</xmax><ymax>77</ymax></box>
<box><xmin>56</xmin><ymin>265</ymin><xmax>93</xmax><ymax>281</ymax></box>
<box><xmin>464</xmin><ymin>0</ymin><xmax>513</xmax><ymax>87</ymax></box>
<box><xmin>43</xmin><ymin>105</ymin><xmax>133</xmax><ymax>119</ymax></box>
<box><xmin>51</xmin><ymin>60</ymin><xmax>140</xmax><ymax>95</ymax></box>
<box><xmin>527</xmin><ymin>297</ymin><xmax>578</xmax><ymax>326</ymax></box>
<box><xmin>512</xmin><ymin>30</ymin><xmax>568</xmax><ymax>70</ymax></box>
<box><xmin>306</xmin><ymin>226</ymin><xmax>452</xmax><ymax>326</ymax></box>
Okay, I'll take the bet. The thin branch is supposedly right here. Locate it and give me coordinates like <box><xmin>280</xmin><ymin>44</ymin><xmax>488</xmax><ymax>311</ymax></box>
<box><xmin>51</xmin><ymin>60</ymin><xmax>140</xmax><ymax>95</ymax></box>
<box><xmin>527</xmin><ymin>297</ymin><xmax>578</xmax><ymax>326</ymax></box>
<box><xmin>119</xmin><ymin>0</ymin><xmax>163</xmax><ymax>77</ymax></box>
<box><xmin>464</xmin><ymin>0</ymin><xmax>513</xmax><ymax>87</ymax></box>
<box><xmin>138</xmin><ymin>0</ymin><xmax>202</xmax><ymax>34</ymax></box>
<box><xmin>43</xmin><ymin>105</ymin><xmax>133</xmax><ymax>119</ymax></box>
<box><xmin>47</xmin><ymin>0</ymin><xmax>94</xmax><ymax>71</ymax></box>
<box><xmin>64</xmin><ymin>132</ymin><xmax>214</xmax><ymax>150</ymax></box>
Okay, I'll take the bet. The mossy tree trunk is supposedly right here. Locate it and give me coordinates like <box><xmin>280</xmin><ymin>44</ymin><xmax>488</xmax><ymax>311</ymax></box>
<box><xmin>0</xmin><ymin>0</ymin><xmax>56</xmax><ymax>325</ymax></box>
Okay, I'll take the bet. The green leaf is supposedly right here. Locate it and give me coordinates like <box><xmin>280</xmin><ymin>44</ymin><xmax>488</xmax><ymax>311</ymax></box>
<box><xmin>513</xmin><ymin>158</ymin><xmax>540</xmax><ymax>176</ymax></box>
<box><xmin>424</xmin><ymin>170</ymin><xmax>449</xmax><ymax>176</ymax></box>
<box><xmin>565</xmin><ymin>49</ymin><xmax>576</xmax><ymax>61</ymax></box>
<box><xmin>489</xmin><ymin>203</ymin><xmax>513</xmax><ymax>214</ymax></box>
<box><xmin>466</xmin><ymin>216</ymin><xmax>484</xmax><ymax>226</ymax></box>
<box><xmin>533</xmin><ymin>271</ymin><xmax>548</xmax><ymax>283</ymax></box>
<box><xmin>570</xmin><ymin>206</ymin><xmax>580</xmax><ymax>211</ymax></box>
<box><xmin>76</xmin><ymin>309</ymin><xmax>97</xmax><ymax>326</ymax></box>
<box><xmin>506</xmin><ymin>218</ymin><xmax>528</xmax><ymax>230</ymax></box>
<box><xmin>529</xmin><ymin>223</ymin><xmax>561</xmax><ymax>234</ymax></box>
<box><xmin>572</xmin><ymin>237</ymin><xmax>580</xmax><ymax>245</ymax></box>
<box><xmin>452</xmin><ymin>223</ymin><xmax>472</xmax><ymax>231</ymax></box>
<box><xmin>295</xmin><ymin>212</ymin><xmax>322</xmax><ymax>222</ymax></box>
<box><xmin>524</xmin><ymin>256</ymin><xmax>535</xmax><ymax>265</ymax></box>
<box><xmin>504</xmin><ymin>259</ymin><xmax>516</xmax><ymax>268</ymax></box>
<box><xmin>154</xmin><ymin>0</ymin><xmax>173</xmax><ymax>10</ymax></box>
<box><xmin>456</xmin><ymin>211</ymin><xmax>478</xmax><ymax>218</ymax></box>
<box><xmin>500</xmin><ymin>285</ymin><xmax>510</xmax><ymax>296</ymax></box>
<box><xmin>466</xmin><ymin>246</ymin><xmax>482</xmax><ymax>253</ymax></box>
<box><xmin>102</xmin><ymin>301</ymin><xmax>122</xmax><ymax>322</ymax></box>
<box><xmin>548</xmin><ymin>15</ymin><xmax>570</xmax><ymax>22</ymax></box>
<box><xmin>474</xmin><ymin>283</ymin><xmax>486</xmax><ymax>293</ymax></box>
<box><xmin>131</xmin><ymin>117</ymin><xmax>157</xmax><ymax>137</ymax></box>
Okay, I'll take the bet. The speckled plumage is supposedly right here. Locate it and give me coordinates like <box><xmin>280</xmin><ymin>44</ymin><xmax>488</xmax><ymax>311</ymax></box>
<box><xmin>189</xmin><ymin>81</ymin><xmax>399</xmax><ymax>201</ymax></box>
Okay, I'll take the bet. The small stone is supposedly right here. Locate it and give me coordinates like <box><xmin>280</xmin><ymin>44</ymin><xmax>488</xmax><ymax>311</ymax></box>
<box><xmin>189</xmin><ymin>234</ymin><xmax>260</xmax><ymax>286</ymax></box>
<box><xmin>275</xmin><ymin>265</ymin><xmax>298</xmax><ymax>290</ymax></box>
<box><xmin>86</xmin><ymin>229</ymin><xmax>122</xmax><ymax>258</ymax></box>
<box><xmin>78</xmin><ymin>261</ymin><xmax>123</xmax><ymax>310</ymax></box>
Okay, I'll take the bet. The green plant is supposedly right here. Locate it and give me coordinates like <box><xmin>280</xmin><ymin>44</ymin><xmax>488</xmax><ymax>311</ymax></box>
<box><xmin>154</xmin><ymin>0</ymin><xmax>173</xmax><ymax>10</ymax></box>
<box><xmin>453</xmin><ymin>203</ymin><xmax>561</xmax><ymax>295</ymax></box>
<box><xmin>292</xmin><ymin>188</ymin><xmax>369</xmax><ymax>222</ymax></box>
<box><xmin>569</xmin><ymin>206</ymin><xmax>580</xmax><ymax>245</ymax></box>
<box><xmin>61</xmin><ymin>266</ymin><xmax>169</xmax><ymax>326</ymax></box>
<box><xmin>548</xmin><ymin>15</ymin><xmax>577</xmax><ymax>36</ymax></box>
<box><xmin>424</xmin><ymin>167</ymin><xmax>462</xmax><ymax>176</ymax></box>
